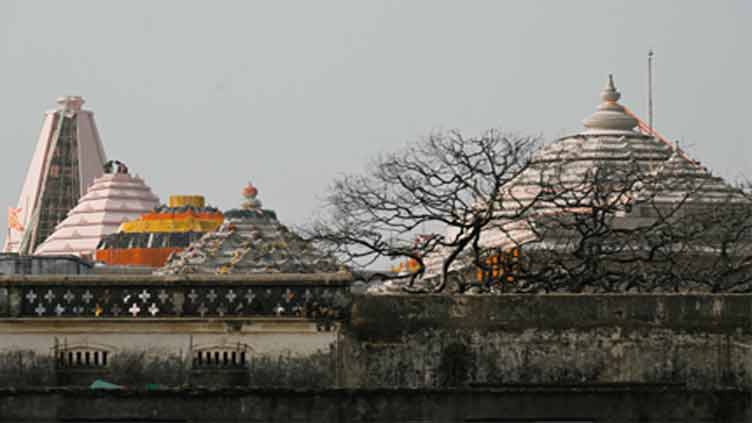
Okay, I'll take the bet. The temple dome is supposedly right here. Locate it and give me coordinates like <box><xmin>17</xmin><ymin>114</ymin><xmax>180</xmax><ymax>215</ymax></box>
<box><xmin>94</xmin><ymin>195</ymin><xmax>224</xmax><ymax>268</ymax></box>
<box><xmin>502</xmin><ymin>74</ymin><xmax>740</xmax><ymax>209</ymax></box>
<box><xmin>34</xmin><ymin>162</ymin><xmax>159</xmax><ymax>258</ymax></box>
<box><xmin>418</xmin><ymin>74</ymin><xmax>744</xmax><ymax>282</ymax></box>
<box><xmin>157</xmin><ymin>182</ymin><xmax>343</xmax><ymax>275</ymax></box>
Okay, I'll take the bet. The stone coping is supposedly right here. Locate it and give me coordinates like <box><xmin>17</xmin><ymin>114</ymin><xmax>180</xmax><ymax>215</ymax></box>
<box><xmin>0</xmin><ymin>272</ymin><xmax>353</xmax><ymax>287</ymax></box>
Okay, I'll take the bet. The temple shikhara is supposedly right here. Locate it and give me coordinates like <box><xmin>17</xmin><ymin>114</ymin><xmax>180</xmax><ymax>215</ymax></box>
<box><xmin>35</xmin><ymin>161</ymin><xmax>160</xmax><ymax>259</ymax></box>
<box><xmin>398</xmin><ymin>75</ymin><xmax>745</xmax><ymax>292</ymax></box>
<box><xmin>4</xmin><ymin>96</ymin><xmax>107</xmax><ymax>255</ymax></box>
<box><xmin>158</xmin><ymin>182</ymin><xmax>342</xmax><ymax>275</ymax></box>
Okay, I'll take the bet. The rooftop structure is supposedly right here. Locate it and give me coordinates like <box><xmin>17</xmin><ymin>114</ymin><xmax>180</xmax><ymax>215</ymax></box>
<box><xmin>34</xmin><ymin>161</ymin><xmax>160</xmax><ymax>259</ymax></box>
<box><xmin>505</xmin><ymin>74</ymin><xmax>737</xmax><ymax>207</ymax></box>
<box><xmin>95</xmin><ymin>195</ymin><xmax>223</xmax><ymax>268</ymax></box>
<box><xmin>158</xmin><ymin>182</ymin><xmax>342</xmax><ymax>275</ymax></box>
<box><xmin>4</xmin><ymin>96</ymin><xmax>107</xmax><ymax>254</ymax></box>
<box><xmin>413</xmin><ymin>75</ymin><xmax>745</xmax><ymax>289</ymax></box>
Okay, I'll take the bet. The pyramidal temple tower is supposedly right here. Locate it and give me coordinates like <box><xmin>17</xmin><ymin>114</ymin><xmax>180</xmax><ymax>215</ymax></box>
<box><xmin>3</xmin><ymin>96</ymin><xmax>107</xmax><ymax>255</ymax></box>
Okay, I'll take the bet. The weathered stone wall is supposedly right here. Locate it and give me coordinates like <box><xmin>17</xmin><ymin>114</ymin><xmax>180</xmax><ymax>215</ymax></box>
<box><xmin>0</xmin><ymin>274</ymin><xmax>349</xmax><ymax>389</ymax></box>
<box><xmin>341</xmin><ymin>294</ymin><xmax>752</xmax><ymax>390</ymax></box>
<box><xmin>2</xmin><ymin>289</ymin><xmax>752</xmax><ymax>421</ymax></box>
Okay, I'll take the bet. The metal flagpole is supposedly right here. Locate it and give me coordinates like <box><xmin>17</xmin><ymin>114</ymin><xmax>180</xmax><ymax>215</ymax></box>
<box><xmin>648</xmin><ymin>50</ymin><xmax>655</xmax><ymax>138</ymax></box>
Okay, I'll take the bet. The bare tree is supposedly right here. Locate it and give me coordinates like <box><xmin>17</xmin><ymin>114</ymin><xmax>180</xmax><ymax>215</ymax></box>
<box><xmin>473</xmin><ymin>152</ymin><xmax>752</xmax><ymax>293</ymax></box>
<box><xmin>305</xmin><ymin>129</ymin><xmax>542</xmax><ymax>292</ymax></box>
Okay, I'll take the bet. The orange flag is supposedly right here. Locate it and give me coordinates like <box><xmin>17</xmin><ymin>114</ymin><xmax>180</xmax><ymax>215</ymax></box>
<box><xmin>7</xmin><ymin>207</ymin><xmax>24</xmax><ymax>232</ymax></box>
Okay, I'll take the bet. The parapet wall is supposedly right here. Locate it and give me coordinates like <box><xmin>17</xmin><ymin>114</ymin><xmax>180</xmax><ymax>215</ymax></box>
<box><xmin>0</xmin><ymin>286</ymin><xmax>752</xmax><ymax>421</ymax></box>
<box><xmin>341</xmin><ymin>294</ymin><xmax>752</xmax><ymax>389</ymax></box>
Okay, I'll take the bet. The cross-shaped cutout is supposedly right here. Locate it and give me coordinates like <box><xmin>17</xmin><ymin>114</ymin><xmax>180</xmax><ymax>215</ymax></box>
<box><xmin>148</xmin><ymin>303</ymin><xmax>159</xmax><ymax>316</ymax></box>
<box><xmin>226</xmin><ymin>290</ymin><xmax>237</xmax><ymax>303</ymax></box>
<box><xmin>112</xmin><ymin>304</ymin><xmax>122</xmax><ymax>316</ymax></box>
<box><xmin>245</xmin><ymin>289</ymin><xmax>256</xmax><ymax>304</ymax></box>
<box><xmin>44</xmin><ymin>290</ymin><xmax>55</xmax><ymax>303</ymax></box>
<box><xmin>35</xmin><ymin>303</ymin><xmax>45</xmax><ymax>316</ymax></box>
<box><xmin>274</xmin><ymin>303</ymin><xmax>285</xmax><ymax>316</ymax></box>
<box><xmin>55</xmin><ymin>304</ymin><xmax>65</xmax><ymax>316</ymax></box>
<box><xmin>82</xmin><ymin>290</ymin><xmax>94</xmax><ymax>304</ymax></box>
<box><xmin>63</xmin><ymin>290</ymin><xmax>75</xmax><ymax>303</ymax></box>
<box><xmin>198</xmin><ymin>302</ymin><xmax>208</xmax><ymax>317</ymax></box>
<box><xmin>129</xmin><ymin>303</ymin><xmax>141</xmax><ymax>317</ymax></box>
<box><xmin>26</xmin><ymin>290</ymin><xmax>38</xmax><ymax>303</ymax></box>
<box><xmin>188</xmin><ymin>289</ymin><xmax>199</xmax><ymax>303</ymax></box>
<box><xmin>207</xmin><ymin>289</ymin><xmax>218</xmax><ymax>303</ymax></box>
<box><xmin>158</xmin><ymin>290</ymin><xmax>169</xmax><ymax>304</ymax></box>
<box><xmin>138</xmin><ymin>289</ymin><xmax>151</xmax><ymax>303</ymax></box>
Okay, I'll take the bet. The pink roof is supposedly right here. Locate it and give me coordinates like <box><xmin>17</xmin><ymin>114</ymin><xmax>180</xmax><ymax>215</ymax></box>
<box><xmin>34</xmin><ymin>172</ymin><xmax>159</xmax><ymax>257</ymax></box>
<box><xmin>3</xmin><ymin>96</ymin><xmax>108</xmax><ymax>254</ymax></box>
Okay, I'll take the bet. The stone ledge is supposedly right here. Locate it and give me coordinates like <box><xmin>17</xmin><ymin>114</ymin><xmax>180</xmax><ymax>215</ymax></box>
<box><xmin>0</xmin><ymin>272</ymin><xmax>353</xmax><ymax>286</ymax></box>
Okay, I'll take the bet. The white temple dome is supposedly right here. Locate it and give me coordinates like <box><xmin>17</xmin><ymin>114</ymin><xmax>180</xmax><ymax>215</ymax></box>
<box><xmin>419</xmin><ymin>73</ymin><xmax>742</xmax><ymax>280</ymax></box>
<box><xmin>34</xmin><ymin>162</ymin><xmax>160</xmax><ymax>259</ymax></box>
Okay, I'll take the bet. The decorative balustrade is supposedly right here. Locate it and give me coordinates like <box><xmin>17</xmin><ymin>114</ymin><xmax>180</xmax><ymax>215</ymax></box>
<box><xmin>0</xmin><ymin>273</ymin><xmax>351</xmax><ymax>329</ymax></box>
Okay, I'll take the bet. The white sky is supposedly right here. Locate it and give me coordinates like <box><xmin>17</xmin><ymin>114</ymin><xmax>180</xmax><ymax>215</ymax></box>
<box><xmin>1</xmin><ymin>1</ymin><xmax>750</xmax><ymax>235</ymax></box>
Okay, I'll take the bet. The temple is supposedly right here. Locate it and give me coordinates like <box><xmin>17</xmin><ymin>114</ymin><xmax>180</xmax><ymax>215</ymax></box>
<box><xmin>0</xmin><ymin>75</ymin><xmax>750</xmax><ymax>421</ymax></box>
<box><xmin>34</xmin><ymin>161</ymin><xmax>159</xmax><ymax>259</ymax></box>
<box><xmin>95</xmin><ymin>195</ymin><xmax>224</xmax><ymax>268</ymax></box>
<box><xmin>415</xmin><ymin>75</ymin><xmax>744</xmax><ymax>288</ymax></box>
<box><xmin>158</xmin><ymin>182</ymin><xmax>341</xmax><ymax>275</ymax></box>
<box><xmin>3</xmin><ymin>96</ymin><xmax>107</xmax><ymax>255</ymax></box>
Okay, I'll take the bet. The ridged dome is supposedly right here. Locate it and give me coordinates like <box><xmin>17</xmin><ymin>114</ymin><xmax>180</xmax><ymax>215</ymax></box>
<box><xmin>157</xmin><ymin>183</ymin><xmax>342</xmax><ymax>275</ymax></box>
<box><xmin>34</xmin><ymin>167</ymin><xmax>159</xmax><ymax>258</ymax></box>
<box><xmin>419</xmin><ymin>74</ymin><xmax>744</xmax><ymax>280</ymax></box>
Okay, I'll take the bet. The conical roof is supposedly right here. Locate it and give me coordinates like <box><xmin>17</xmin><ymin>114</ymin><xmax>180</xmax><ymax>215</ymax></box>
<box><xmin>419</xmin><ymin>75</ymin><xmax>745</xmax><ymax>280</ymax></box>
<box><xmin>505</xmin><ymin>74</ymin><xmax>741</xmax><ymax>210</ymax></box>
<box><xmin>3</xmin><ymin>96</ymin><xmax>108</xmax><ymax>254</ymax></box>
<box><xmin>157</xmin><ymin>182</ymin><xmax>342</xmax><ymax>275</ymax></box>
<box><xmin>34</xmin><ymin>162</ymin><xmax>159</xmax><ymax>258</ymax></box>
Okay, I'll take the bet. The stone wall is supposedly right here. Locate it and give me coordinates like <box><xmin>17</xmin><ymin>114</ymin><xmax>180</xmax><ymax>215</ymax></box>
<box><xmin>0</xmin><ymin>274</ymin><xmax>349</xmax><ymax>389</ymax></box>
<box><xmin>341</xmin><ymin>294</ymin><xmax>752</xmax><ymax>390</ymax></box>
<box><xmin>2</xmin><ymin>279</ymin><xmax>752</xmax><ymax>421</ymax></box>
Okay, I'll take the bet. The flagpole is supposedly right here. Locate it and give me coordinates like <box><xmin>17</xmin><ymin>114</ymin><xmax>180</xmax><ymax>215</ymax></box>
<box><xmin>648</xmin><ymin>49</ymin><xmax>655</xmax><ymax>138</ymax></box>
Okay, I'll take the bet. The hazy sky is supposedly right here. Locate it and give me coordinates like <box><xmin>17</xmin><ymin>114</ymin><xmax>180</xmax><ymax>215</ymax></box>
<box><xmin>1</xmin><ymin>1</ymin><xmax>750</xmax><ymax>230</ymax></box>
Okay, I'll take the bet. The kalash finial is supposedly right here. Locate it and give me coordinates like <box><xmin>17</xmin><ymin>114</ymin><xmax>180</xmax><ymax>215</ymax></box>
<box><xmin>241</xmin><ymin>181</ymin><xmax>262</xmax><ymax>210</ymax></box>
<box><xmin>582</xmin><ymin>74</ymin><xmax>638</xmax><ymax>132</ymax></box>
<box><xmin>601</xmin><ymin>74</ymin><xmax>620</xmax><ymax>102</ymax></box>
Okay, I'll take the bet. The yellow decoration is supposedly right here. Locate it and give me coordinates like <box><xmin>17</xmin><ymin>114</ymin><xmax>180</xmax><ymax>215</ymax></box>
<box><xmin>118</xmin><ymin>215</ymin><xmax>223</xmax><ymax>233</ymax></box>
<box><xmin>168</xmin><ymin>195</ymin><xmax>205</xmax><ymax>208</ymax></box>
<box><xmin>94</xmin><ymin>304</ymin><xmax>103</xmax><ymax>317</ymax></box>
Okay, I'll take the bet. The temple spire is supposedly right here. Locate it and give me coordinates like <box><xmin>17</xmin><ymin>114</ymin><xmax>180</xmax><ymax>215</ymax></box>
<box><xmin>582</xmin><ymin>74</ymin><xmax>638</xmax><ymax>132</ymax></box>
